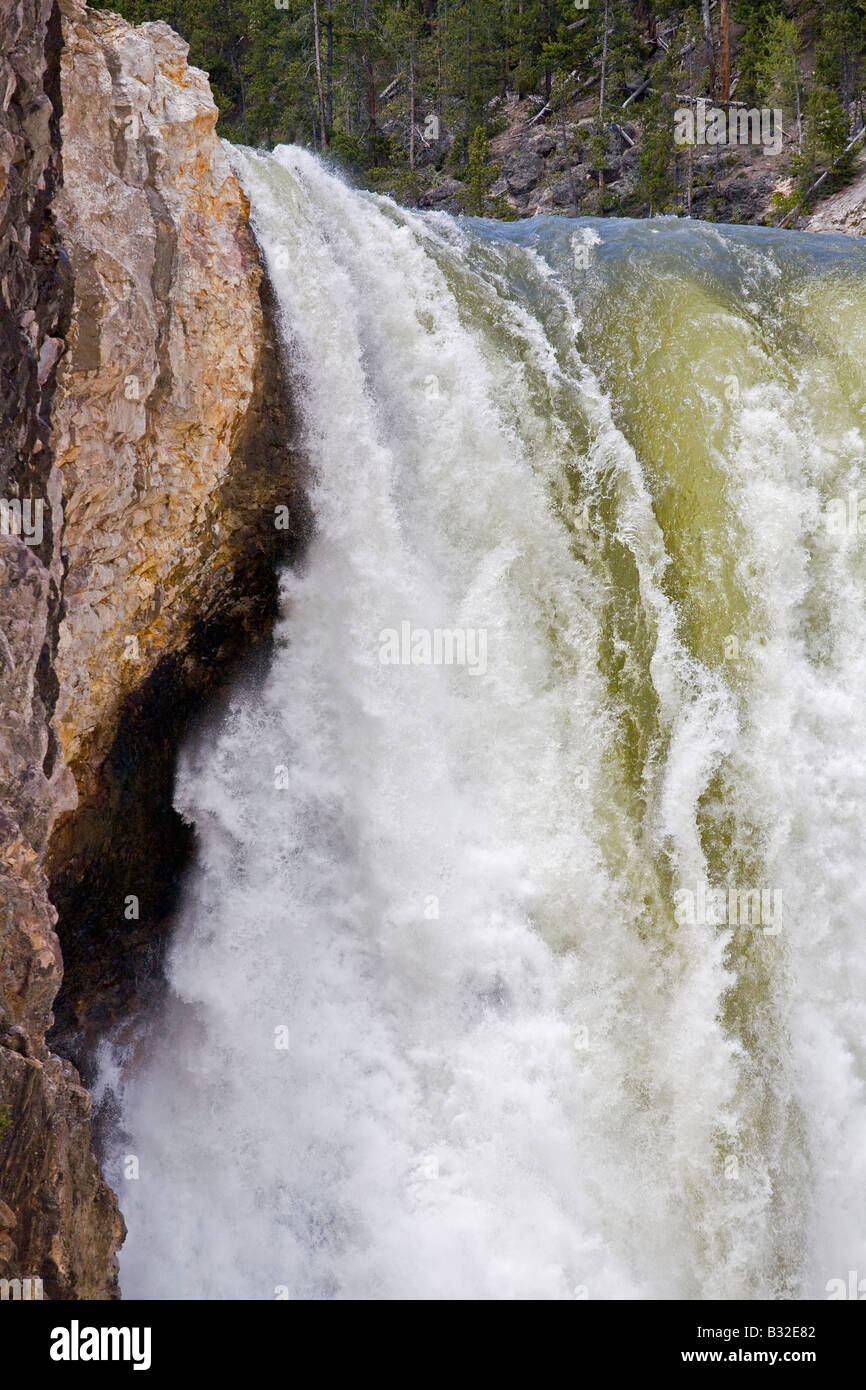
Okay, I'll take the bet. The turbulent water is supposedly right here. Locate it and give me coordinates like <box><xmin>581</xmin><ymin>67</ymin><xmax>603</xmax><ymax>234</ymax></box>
<box><xmin>97</xmin><ymin>146</ymin><xmax>866</xmax><ymax>1300</ymax></box>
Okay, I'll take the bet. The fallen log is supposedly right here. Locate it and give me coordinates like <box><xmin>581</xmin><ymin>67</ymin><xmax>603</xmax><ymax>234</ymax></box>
<box><xmin>622</xmin><ymin>78</ymin><xmax>651</xmax><ymax>109</ymax></box>
<box><xmin>780</xmin><ymin>125</ymin><xmax>866</xmax><ymax>228</ymax></box>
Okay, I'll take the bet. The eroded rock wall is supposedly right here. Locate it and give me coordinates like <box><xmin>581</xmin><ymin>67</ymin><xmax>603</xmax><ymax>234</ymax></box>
<box><xmin>0</xmin><ymin>0</ymin><xmax>122</xmax><ymax>1299</ymax></box>
<box><xmin>46</xmin><ymin>0</ymin><xmax>300</xmax><ymax>1060</ymax></box>
<box><xmin>52</xmin><ymin>0</ymin><xmax>296</xmax><ymax>801</ymax></box>
<box><xmin>806</xmin><ymin>151</ymin><xmax>866</xmax><ymax>237</ymax></box>
<box><xmin>1</xmin><ymin>0</ymin><xmax>299</xmax><ymax>1298</ymax></box>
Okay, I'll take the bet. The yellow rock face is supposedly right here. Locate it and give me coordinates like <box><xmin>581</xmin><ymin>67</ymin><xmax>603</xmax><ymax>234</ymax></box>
<box><xmin>52</xmin><ymin>0</ymin><xmax>280</xmax><ymax>799</ymax></box>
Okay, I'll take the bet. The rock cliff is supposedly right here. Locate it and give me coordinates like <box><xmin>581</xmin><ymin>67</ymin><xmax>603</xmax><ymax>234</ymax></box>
<box><xmin>0</xmin><ymin>0</ymin><xmax>122</xmax><ymax>1300</ymax></box>
<box><xmin>0</xmin><ymin>0</ymin><xmax>299</xmax><ymax>1298</ymax></box>
<box><xmin>52</xmin><ymin>0</ymin><xmax>295</xmax><ymax>799</ymax></box>
<box><xmin>805</xmin><ymin>151</ymin><xmax>866</xmax><ymax>237</ymax></box>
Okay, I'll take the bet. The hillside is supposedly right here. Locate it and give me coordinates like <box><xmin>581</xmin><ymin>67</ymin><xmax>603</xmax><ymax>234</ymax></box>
<box><xmin>90</xmin><ymin>1</ymin><xmax>866</xmax><ymax>226</ymax></box>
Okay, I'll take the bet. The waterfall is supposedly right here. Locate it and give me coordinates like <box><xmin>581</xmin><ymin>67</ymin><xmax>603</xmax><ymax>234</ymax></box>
<box><xmin>98</xmin><ymin>145</ymin><xmax>866</xmax><ymax>1300</ymax></box>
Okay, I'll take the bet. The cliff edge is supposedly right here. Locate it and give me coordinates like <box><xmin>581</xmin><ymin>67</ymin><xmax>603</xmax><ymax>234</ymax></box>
<box><xmin>0</xmin><ymin>0</ymin><xmax>297</xmax><ymax>1298</ymax></box>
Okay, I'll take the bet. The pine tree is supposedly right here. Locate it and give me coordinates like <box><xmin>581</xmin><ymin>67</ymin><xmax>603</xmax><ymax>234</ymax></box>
<box><xmin>734</xmin><ymin>1</ymin><xmax>777</xmax><ymax>108</ymax></box>
<box><xmin>792</xmin><ymin>82</ymin><xmax>855</xmax><ymax>197</ymax></box>
<box><xmin>86</xmin><ymin>0</ymin><xmax>866</xmax><ymax>209</ymax></box>
<box><xmin>756</xmin><ymin>11</ymin><xmax>802</xmax><ymax>146</ymax></box>
<box><xmin>815</xmin><ymin>0</ymin><xmax>863</xmax><ymax>117</ymax></box>
<box><xmin>636</xmin><ymin>89</ymin><xmax>678</xmax><ymax>214</ymax></box>
<box><xmin>460</xmin><ymin>124</ymin><xmax>499</xmax><ymax>214</ymax></box>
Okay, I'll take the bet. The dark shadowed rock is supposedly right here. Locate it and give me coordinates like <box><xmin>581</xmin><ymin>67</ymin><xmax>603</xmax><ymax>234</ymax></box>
<box><xmin>530</xmin><ymin>133</ymin><xmax>556</xmax><ymax>158</ymax></box>
<box><xmin>551</xmin><ymin>174</ymin><xmax>579</xmax><ymax>208</ymax></box>
<box><xmin>504</xmin><ymin>147</ymin><xmax>544</xmax><ymax>197</ymax></box>
<box><xmin>419</xmin><ymin>178</ymin><xmax>464</xmax><ymax>210</ymax></box>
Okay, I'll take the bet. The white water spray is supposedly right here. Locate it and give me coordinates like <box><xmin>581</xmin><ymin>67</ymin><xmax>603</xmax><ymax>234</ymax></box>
<box><xmin>99</xmin><ymin>147</ymin><xmax>866</xmax><ymax>1300</ymax></box>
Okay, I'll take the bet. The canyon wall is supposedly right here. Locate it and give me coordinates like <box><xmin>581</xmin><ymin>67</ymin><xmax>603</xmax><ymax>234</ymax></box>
<box><xmin>52</xmin><ymin>0</ymin><xmax>296</xmax><ymax>801</ymax></box>
<box><xmin>0</xmin><ymin>0</ymin><xmax>122</xmax><ymax>1300</ymax></box>
<box><xmin>806</xmin><ymin>152</ymin><xmax>866</xmax><ymax>237</ymax></box>
<box><xmin>0</xmin><ymin>0</ymin><xmax>299</xmax><ymax>1298</ymax></box>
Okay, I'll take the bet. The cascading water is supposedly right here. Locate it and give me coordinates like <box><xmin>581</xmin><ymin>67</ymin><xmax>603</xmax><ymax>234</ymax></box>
<box><xmin>95</xmin><ymin>145</ymin><xmax>866</xmax><ymax>1300</ymax></box>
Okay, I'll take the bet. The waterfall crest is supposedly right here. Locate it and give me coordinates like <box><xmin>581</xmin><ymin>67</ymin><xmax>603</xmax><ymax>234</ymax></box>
<box><xmin>100</xmin><ymin>147</ymin><xmax>866</xmax><ymax>1300</ymax></box>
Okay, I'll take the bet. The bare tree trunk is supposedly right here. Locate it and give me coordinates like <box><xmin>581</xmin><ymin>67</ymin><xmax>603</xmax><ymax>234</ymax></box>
<box><xmin>599</xmin><ymin>0</ymin><xmax>610</xmax><ymax>121</ymax></box>
<box><xmin>230</xmin><ymin>48</ymin><xmax>249</xmax><ymax>143</ymax></box>
<box><xmin>326</xmin><ymin>16</ymin><xmax>333</xmax><ymax>131</ymax></box>
<box><xmin>701</xmin><ymin>0</ymin><xmax>716</xmax><ymax>99</ymax></box>
<box><xmin>367</xmin><ymin>67</ymin><xmax>377</xmax><ymax>161</ymax></box>
<box><xmin>561</xmin><ymin>109</ymin><xmax>579</xmax><ymax>218</ymax></box>
<box><xmin>687</xmin><ymin>141</ymin><xmax>693</xmax><ymax>215</ymax></box>
<box><xmin>363</xmin><ymin>0</ymin><xmax>376</xmax><ymax>165</ymax></box>
<box><xmin>437</xmin><ymin>6</ymin><xmax>442</xmax><ymax>117</ymax></box>
<box><xmin>598</xmin><ymin>0</ymin><xmax>610</xmax><ymax>196</ymax></box>
<box><xmin>686</xmin><ymin>47</ymin><xmax>694</xmax><ymax>214</ymax></box>
<box><xmin>719</xmin><ymin>0</ymin><xmax>731</xmax><ymax>103</ymax></box>
<box><xmin>439</xmin><ymin>0</ymin><xmax>446</xmax><ymax>119</ymax></box>
<box><xmin>409</xmin><ymin>49</ymin><xmax>416</xmax><ymax>170</ymax></box>
<box><xmin>312</xmin><ymin>0</ymin><xmax>328</xmax><ymax>148</ymax></box>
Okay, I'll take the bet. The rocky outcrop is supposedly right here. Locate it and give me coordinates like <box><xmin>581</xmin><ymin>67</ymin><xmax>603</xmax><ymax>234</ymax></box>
<box><xmin>502</xmin><ymin>148</ymin><xmax>544</xmax><ymax>199</ymax></box>
<box><xmin>46</xmin><ymin>0</ymin><xmax>301</xmax><ymax>1061</ymax></box>
<box><xmin>0</xmin><ymin>0</ymin><xmax>122</xmax><ymax>1299</ymax></box>
<box><xmin>52</xmin><ymin>0</ymin><xmax>297</xmax><ymax>802</ymax></box>
<box><xmin>1</xmin><ymin>0</ymin><xmax>300</xmax><ymax>1298</ymax></box>
<box><xmin>805</xmin><ymin>151</ymin><xmax>866</xmax><ymax>236</ymax></box>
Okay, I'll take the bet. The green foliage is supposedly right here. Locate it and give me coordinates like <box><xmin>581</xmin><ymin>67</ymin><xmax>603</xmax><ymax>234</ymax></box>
<box><xmin>791</xmin><ymin>82</ymin><xmax>855</xmax><ymax>198</ymax></box>
<box><xmin>755</xmin><ymin>11</ymin><xmax>802</xmax><ymax>122</ymax></box>
<box><xmin>633</xmin><ymin>27</ymin><xmax>691</xmax><ymax>216</ymax></box>
<box><xmin>459</xmin><ymin>125</ymin><xmax>499</xmax><ymax>215</ymax></box>
<box><xmin>734</xmin><ymin>1</ymin><xmax>781</xmax><ymax>107</ymax></box>
<box><xmin>0</xmin><ymin>1104</ymin><xmax>10</xmax><ymax>1136</ymax></box>
<box><xmin>327</xmin><ymin>128</ymin><xmax>367</xmax><ymax>171</ymax></box>
<box><xmin>636</xmin><ymin>92</ymin><xmax>678</xmax><ymax>214</ymax></box>
<box><xmin>769</xmin><ymin>183</ymin><xmax>802</xmax><ymax>222</ymax></box>
<box><xmin>815</xmin><ymin>0</ymin><xmax>864</xmax><ymax>111</ymax></box>
<box><xmin>86</xmin><ymin>1</ymin><xmax>866</xmax><ymax>216</ymax></box>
